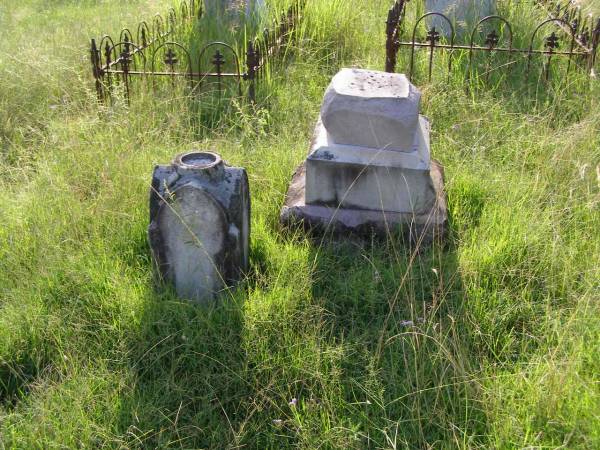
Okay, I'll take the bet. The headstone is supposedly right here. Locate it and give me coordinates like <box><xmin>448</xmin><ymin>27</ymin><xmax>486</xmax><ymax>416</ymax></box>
<box><xmin>245</xmin><ymin>0</ymin><xmax>266</xmax><ymax>17</ymax></box>
<box><xmin>148</xmin><ymin>151</ymin><xmax>250</xmax><ymax>302</ymax></box>
<box><xmin>204</xmin><ymin>0</ymin><xmax>266</xmax><ymax>22</ymax></box>
<box><xmin>425</xmin><ymin>0</ymin><xmax>495</xmax><ymax>38</ymax></box>
<box><xmin>280</xmin><ymin>68</ymin><xmax>447</xmax><ymax>241</ymax></box>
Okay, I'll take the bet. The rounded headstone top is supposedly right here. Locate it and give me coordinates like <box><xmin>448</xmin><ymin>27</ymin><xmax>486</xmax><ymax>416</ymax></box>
<box><xmin>174</xmin><ymin>151</ymin><xmax>224</xmax><ymax>179</ymax></box>
<box><xmin>321</xmin><ymin>68</ymin><xmax>421</xmax><ymax>151</ymax></box>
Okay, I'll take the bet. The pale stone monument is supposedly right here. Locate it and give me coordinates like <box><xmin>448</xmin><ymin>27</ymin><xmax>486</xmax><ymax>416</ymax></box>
<box><xmin>426</xmin><ymin>0</ymin><xmax>495</xmax><ymax>38</ymax></box>
<box><xmin>280</xmin><ymin>68</ymin><xmax>447</xmax><ymax>241</ymax></box>
<box><xmin>149</xmin><ymin>151</ymin><xmax>250</xmax><ymax>302</ymax></box>
<box><xmin>204</xmin><ymin>0</ymin><xmax>266</xmax><ymax>21</ymax></box>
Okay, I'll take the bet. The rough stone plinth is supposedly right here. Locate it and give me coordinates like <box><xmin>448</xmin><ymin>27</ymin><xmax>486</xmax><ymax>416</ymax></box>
<box><xmin>280</xmin><ymin>162</ymin><xmax>447</xmax><ymax>242</ymax></box>
<box><xmin>149</xmin><ymin>151</ymin><xmax>250</xmax><ymax>302</ymax></box>
<box><xmin>280</xmin><ymin>68</ymin><xmax>447</xmax><ymax>243</ymax></box>
<box><xmin>321</xmin><ymin>68</ymin><xmax>421</xmax><ymax>152</ymax></box>
<box><xmin>305</xmin><ymin>117</ymin><xmax>435</xmax><ymax>213</ymax></box>
<box><xmin>426</xmin><ymin>0</ymin><xmax>495</xmax><ymax>38</ymax></box>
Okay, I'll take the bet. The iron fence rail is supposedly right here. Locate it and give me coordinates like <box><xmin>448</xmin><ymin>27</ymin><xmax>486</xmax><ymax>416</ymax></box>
<box><xmin>538</xmin><ymin>0</ymin><xmax>599</xmax><ymax>53</ymax></box>
<box><xmin>385</xmin><ymin>0</ymin><xmax>600</xmax><ymax>83</ymax></box>
<box><xmin>89</xmin><ymin>0</ymin><xmax>304</xmax><ymax>105</ymax></box>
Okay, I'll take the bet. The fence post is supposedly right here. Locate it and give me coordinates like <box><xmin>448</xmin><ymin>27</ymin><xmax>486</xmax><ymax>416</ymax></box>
<box><xmin>245</xmin><ymin>41</ymin><xmax>259</xmax><ymax>103</ymax></box>
<box><xmin>385</xmin><ymin>9</ymin><xmax>396</xmax><ymax>72</ymax></box>
<box><xmin>385</xmin><ymin>0</ymin><xmax>404</xmax><ymax>73</ymax></box>
<box><xmin>120</xmin><ymin>37</ymin><xmax>132</xmax><ymax>105</ymax></box>
<box><xmin>90</xmin><ymin>39</ymin><xmax>103</xmax><ymax>101</ymax></box>
<box><xmin>590</xmin><ymin>18</ymin><xmax>600</xmax><ymax>74</ymax></box>
<box><xmin>197</xmin><ymin>0</ymin><xmax>203</xmax><ymax>20</ymax></box>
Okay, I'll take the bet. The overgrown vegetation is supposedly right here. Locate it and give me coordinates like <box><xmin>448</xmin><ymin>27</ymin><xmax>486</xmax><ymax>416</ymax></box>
<box><xmin>0</xmin><ymin>0</ymin><xmax>599</xmax><ymax>448</ymax></box>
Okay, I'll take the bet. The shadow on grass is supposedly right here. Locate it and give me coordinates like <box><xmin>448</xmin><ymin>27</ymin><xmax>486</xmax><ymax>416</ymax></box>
<box><xmin>0</xmin><ymin>351</ymin><xmax>50</xmax><ymax>410</ymax></box>
<box><xmin>114</xmin><ymin>285</ymin><xmax>249</xmax><ymax>447</ymax></box>
<box><xmin>299</xmin><ymin>213</ymin><xmax>488</xmax><ymax>446</ymax></box>
<box><xmin>110</xmin><ymin>198</ymin><xmax>490</xmax><ymax>448</ymax></box>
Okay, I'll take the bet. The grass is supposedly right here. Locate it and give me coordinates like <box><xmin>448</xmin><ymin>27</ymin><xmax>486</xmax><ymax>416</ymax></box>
<box><xmin>578</xmin><ymin>0</ymin><xmax>600</xmax><ymax>15</ymax></box>
<box><xmin>1</xmin><ymin>0</ymin><xmax>599</xmax><ymax>448</ymax></box>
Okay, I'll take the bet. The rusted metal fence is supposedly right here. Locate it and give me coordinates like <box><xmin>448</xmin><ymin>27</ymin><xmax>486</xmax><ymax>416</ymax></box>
<box><xmin>538</xmin><ymin>0</ymin><xmax>600</xmax><ymax>61</ymax></box>
<box><xmin>90</xmin><ymin>0</ymin><xmax>304</xmax><ymax>105</ymax></box>
<box><xmin>384</xmin><ymin>0</ymin><xmax>600</xmax><ymax>84</ymax></box>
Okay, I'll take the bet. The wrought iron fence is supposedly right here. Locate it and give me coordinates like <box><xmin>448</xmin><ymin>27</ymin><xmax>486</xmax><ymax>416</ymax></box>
<box><xmin>538</xmin><ymin>0</ymin><xmax>600</xmax><ymax>61</ymax></box>
<box><xmin>384</xmin><ymin>0</ymin><xmax>600</xmax><ymax>84</ymax></box>
<box><xmin>89</xmin><ymin>0</ymin><xmax>304</xmax><ymax>105</ymax></box>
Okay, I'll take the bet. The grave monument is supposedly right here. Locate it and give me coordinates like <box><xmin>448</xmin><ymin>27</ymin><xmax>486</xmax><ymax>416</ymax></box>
<box><xmin>148</xmin><ymin>151</ymin><xmax>250</xmax><ymax>302</ymax></box>
<box><xmin>204</xmin><ymin>0</ymin><xmax>266</xmax><ymax>22</ymax></box>
<box><xmin>425</xmin><ymin>0</ymin><xmax>496</xmax><ymax>38</ymax></box>
<box><xmin>280</xmin><ymin>68</ymin><xmax>447</xmax><ymax>242</ymax></box>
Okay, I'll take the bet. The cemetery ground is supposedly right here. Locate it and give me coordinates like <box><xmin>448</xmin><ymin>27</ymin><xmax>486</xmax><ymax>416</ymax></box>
<box><xmin>1</xmin><ymin>0</ymin><xmax>599</xmax><ymax>448</ymax></box>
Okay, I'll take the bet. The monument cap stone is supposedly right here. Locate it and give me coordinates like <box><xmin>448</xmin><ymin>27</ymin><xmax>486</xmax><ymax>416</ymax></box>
<box><xmin>320</xmin><ymin>68</ymin><xmax>421</xmax><ymax>152</ymax></box>
<box><xmin>174</xmin><ymin>151</ymin><xmax>224</xmax><ymax>179</ymax></box>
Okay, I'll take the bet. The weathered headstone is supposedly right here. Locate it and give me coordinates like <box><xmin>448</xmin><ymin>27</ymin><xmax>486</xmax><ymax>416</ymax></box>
<box><xmin>245</xmin><ymin>0</ymin><xmax>266</xmax><ymax>17</ymax></box>
<box><xmin>280</xmin><ymin>68</ymin><xmax>447</xmax><ymax>241</ymax></box>
<box><xmin>425</xmin><ymin>0</ymin><xmax>495</xmax><ymax>38</ymax></box>
<box><xmin>148</xmin><ymin>151</ymin><xmax>250</xmax><ymax>302</ymax></box>
<box><xmin>204</xmin><ymin>0</ymin><xmax>266</xmax><ymax>21</ymax></box>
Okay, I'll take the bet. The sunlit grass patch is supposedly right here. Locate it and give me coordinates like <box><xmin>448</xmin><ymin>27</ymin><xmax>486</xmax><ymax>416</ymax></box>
<box><xmin>0</xmin><ymin>0</ymin><xmax>599</xmax><ymax>448</ymax></box>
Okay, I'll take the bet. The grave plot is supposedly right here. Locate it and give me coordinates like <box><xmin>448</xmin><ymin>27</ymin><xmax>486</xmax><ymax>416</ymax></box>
<box><xmin>281</xmin><ymin>68</ymin><xmax>447</xmax><ymax>243</ymax></box>
<box><xmin>385</xmin><ymin>0</ymin><xmax>599</xmax><ymax>87</ymax></box>
<box><xmin>89</xmin><ymin>0</ymin><xmax>305</xmax><ymax>106</ymax></box>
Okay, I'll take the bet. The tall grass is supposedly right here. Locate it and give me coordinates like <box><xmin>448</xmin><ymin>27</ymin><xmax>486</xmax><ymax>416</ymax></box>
<box><xmin>1</xmin><ymin>0</ymin><xmax>599</xmax><ymax>448</ymax></box>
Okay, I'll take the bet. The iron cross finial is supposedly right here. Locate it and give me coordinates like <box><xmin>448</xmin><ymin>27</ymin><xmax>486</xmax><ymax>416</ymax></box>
<box><xmin>212</xmin><ymin>50</ymin><xmax>225</xmax><ymax>74</ymax></box>
<box><xmin>426</xmin><ymin>27</ymin><xmax>440</xmax><ymax>45</ymax></box>
<box><xmin>104</xmin><ymin>41</ymin><xmax>112</xmax><ymax>62</ymax></box>
<box><xmin>545</xmin><ymin>32</ymin><xmax>560</xmax><ymax>51</ymax></box>
<box><xmin>485</xmin><ymin>30</ymin><xmax>499</xmax><ymax>49</ymax></box>
<box><xmin>164</xmin><ymin>47</ymin><xmax>178</xmax><ymax>69</ymax></box>
<box><xmin>120</xmin><ymin>39</ymin><xmax>131</xmax><ymax>71</ymax></box>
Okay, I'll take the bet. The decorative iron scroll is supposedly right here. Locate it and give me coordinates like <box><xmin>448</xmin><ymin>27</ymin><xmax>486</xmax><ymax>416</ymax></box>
<box><xmin>89</xmin><ymin>0</ymin><xmax>305</xmax><ymax>105</ymax></box>
<box><xmin>384</xmin><ymin>0</ymin><xmax>600</xmax><ymax>83</ymax></box>
<box><xmin>538</xmin><ymin>0</ymin><xmax>600</xmax><ymax>60</ymax></box>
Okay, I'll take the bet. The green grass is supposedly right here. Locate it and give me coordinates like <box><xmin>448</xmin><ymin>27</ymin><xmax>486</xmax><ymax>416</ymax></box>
<box><xmin>1</xmin><ymin>0</ymin><xmax>599</xmax><ymax>448</ymax></box>
<box><xmin>578</xmin><ymin>0</ymin><xmax>600</xmax><ymax>15</ymax></box>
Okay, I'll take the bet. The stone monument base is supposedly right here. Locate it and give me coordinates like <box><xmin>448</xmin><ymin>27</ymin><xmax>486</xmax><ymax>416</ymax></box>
<box><xmin>280</xmin><ymin>160</ymin><xmax>448</xmax><ymax>244</ymax></box>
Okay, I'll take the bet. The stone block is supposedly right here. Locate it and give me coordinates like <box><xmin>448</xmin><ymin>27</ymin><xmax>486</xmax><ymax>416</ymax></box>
<box><xmin>305</xmin><ymin>117</ymin><xmax>435</xmax><ymax>214</ymax></box>
<box><xmin>426</xmin><ymin>0</ymin><xmax>496</xmax><ymax>38</ymax></box>
<box><xmin>320</xmin><ymin>68</ymin><xmax>421</xmax><ymax>152</ymax></box>
<box><xmin>148</xmin><ymin>151</ymin><xmax>250</xmax><ymax>302</ymax></box>
<box><xmin>280</xmin><ymin>161</ymin><xmax>447</xmax><ymax>242</ymax></box>
<box><xmin>309</xmin><ymin>116</ymin><xmax>431</xmax><ymax>170</ymax></box>
<box><xmin>204</xmin><ymin>0</ymin><xmax>266</xmax><ymax>21</ymax></box>
<box><xmin>280</xmin><ymin>68</ymin><xmax>447</xmax><ymax>244</ymax></box>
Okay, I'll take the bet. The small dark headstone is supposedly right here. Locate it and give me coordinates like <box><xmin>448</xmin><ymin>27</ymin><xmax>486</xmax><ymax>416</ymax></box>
<box><xmin>149</xmin><ymin>151</ymin><xmax>250</xmax><ymax>302</ymax></box>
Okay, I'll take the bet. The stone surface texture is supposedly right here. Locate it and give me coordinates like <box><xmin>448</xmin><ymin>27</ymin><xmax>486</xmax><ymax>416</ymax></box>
<box><xmin>204</xmin><ymin>0</ymin><xmax>266</xmax><ymax>19</ymax></box>
<box><xmin>281</xmin><ymin>68</ymin><xmax>447</xmax><ymax>241</ymax></box>
<box><xmin>305</xmin><ymin>118</ymin><xmax>435</xmax><ymax>213</ymax></box>
<box><xmin>321</xmin><ymin>68</ymin><xmax>421</xmax><ymax>152</ymax></box>
<box><xmin>308</xmin><ymin>115</ymin><xmax>431</xmax><ymax>170</ymax></box>
<box><xmin>281</xmin><ymin>162</ymin><xmax>447</xmax><ymax>242</ymax></box>
<box><xmin>425</xmin><ymin>0</ymin><xmax>496</xmax><ymax>37</ymax></box>
<box><xmin>149</xmin><ymin>151</ymin><xmax>250</xmax><ymax>302</ymax></box>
